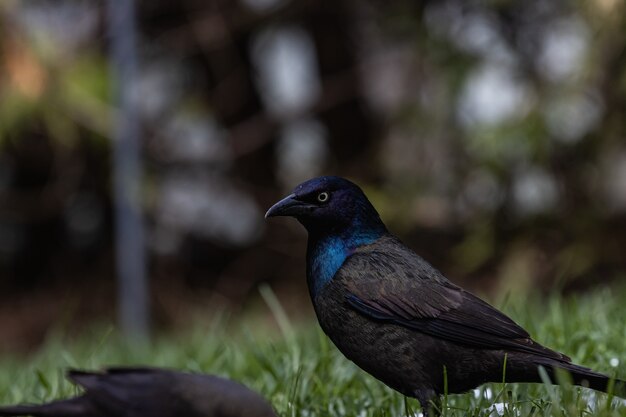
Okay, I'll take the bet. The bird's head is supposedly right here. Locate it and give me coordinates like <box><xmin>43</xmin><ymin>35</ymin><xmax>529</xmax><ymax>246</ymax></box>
<box><xmin>265</xmin><ymin>176</ymin><xmax>387</xmax><ymax>237</ymax></box>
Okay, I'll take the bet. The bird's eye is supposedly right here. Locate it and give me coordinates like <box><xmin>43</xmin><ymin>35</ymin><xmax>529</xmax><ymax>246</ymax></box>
<box><xmin>317</xmin><ymin>191</ymin><xmax>330</xmax><ymax>203</ymax></box>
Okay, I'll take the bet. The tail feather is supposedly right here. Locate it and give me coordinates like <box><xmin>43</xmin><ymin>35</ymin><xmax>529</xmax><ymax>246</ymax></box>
<box><xmin>570</xmin><ymin>370</ymin><xmax>626</xmax><ymax>398</ymax></box>
<box><xmin>0</xmin><ymin>398</ymin><xmax>89</xmax><ymax>416</ymax></box>
<box><xmin>547</xmin><ymin>360</ymin><xmax>626</xmax><ymax>397</ymax></box>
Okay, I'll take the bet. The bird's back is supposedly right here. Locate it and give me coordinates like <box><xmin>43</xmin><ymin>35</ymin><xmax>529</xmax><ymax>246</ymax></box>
<box><xmin>74</xmin><ymin>368</ymin><xmax>275</xmax><ymax>417</ymax></box>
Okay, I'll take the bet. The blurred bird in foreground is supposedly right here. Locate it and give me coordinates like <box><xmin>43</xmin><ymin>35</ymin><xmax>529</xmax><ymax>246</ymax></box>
<box><xmin>266</xmin><ymin>176</ymin><xmax>625</xmax><ymax>415</ymax></box>
<box><xmin>0</xmin><ymin>367</ymin><xmax>276</xmax><ymax>417</ymax></box>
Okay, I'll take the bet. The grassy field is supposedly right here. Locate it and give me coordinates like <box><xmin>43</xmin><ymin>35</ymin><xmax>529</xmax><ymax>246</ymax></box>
<box><xmin>0</xmin><ymin>285</ymin><xmax>625</xmax><ymax>416</ymax></box>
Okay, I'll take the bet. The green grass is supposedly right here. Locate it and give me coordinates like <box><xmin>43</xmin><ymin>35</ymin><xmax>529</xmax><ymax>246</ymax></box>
<box><xmin>0</xmin><ymin>285</ymin><xmax>625</xmax><ymax>416</ymax></box>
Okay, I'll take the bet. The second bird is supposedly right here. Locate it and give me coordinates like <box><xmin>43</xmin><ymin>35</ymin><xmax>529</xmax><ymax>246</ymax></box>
<box><xmin>0</xmin><ymin>367</ymin><xmax>276</xmax><ymax>417</ymax></box>
<box><xmin>266</xmin><ymin>176</ymin><xmax>625</xmax><ymax>415</ymax></box>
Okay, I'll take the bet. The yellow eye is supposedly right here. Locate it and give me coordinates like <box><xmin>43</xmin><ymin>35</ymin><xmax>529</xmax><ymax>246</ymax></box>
<box><xmin>317</xmin><ymin>191</ymin><xmax>330</xmax><ymax>203</ymax></box>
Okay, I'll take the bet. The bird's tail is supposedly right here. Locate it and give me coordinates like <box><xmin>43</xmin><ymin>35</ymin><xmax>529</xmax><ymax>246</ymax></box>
<box><xmin>0</xmin><ymin>398</ymin><xmax>87</xmax><ymax>416</ymax></box>
<box><xmin>545</xmin><ymin>360</ymin><xmax>626</xmax><ymax>398</ymax></box>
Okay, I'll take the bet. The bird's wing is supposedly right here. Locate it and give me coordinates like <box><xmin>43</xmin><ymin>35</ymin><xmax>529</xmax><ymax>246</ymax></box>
<box><xmin>68</xmin><ymin>369</ymin><xmax>188</xmax><ymax>417</ymax></box>
<box><xmin>340</xmin><ymin>244</ymin><xmax>569</xmax><ymax>361</ymax></box>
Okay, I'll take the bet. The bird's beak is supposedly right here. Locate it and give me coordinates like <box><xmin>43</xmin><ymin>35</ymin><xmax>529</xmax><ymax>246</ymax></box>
<box><xmin>265</xmin><ymin>193</ymin><xmax>311</xmax><ymax>218</ymax></box>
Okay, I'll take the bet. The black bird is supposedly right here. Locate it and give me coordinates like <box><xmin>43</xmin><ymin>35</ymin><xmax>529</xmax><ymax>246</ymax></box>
<box><xmin>0</xmin><ymin>367</ymin><xmax>276</xmax><ymax>417</ymax></box>
<box><xmin>266</xmin><ymin>176</ymin><xmax>625</xmax><ymax>415</ymax></box>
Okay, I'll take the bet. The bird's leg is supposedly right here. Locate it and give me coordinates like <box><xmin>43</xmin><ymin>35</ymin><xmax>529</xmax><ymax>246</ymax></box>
<box><xmin>429</xmin><ymin>395</ymin><xmax>442</xmax><ymax>417</ymax></box>
<box><xmin>414</xmin><ymin>390</ymin><xmax>440</xmax><ymax>417</ymax></box>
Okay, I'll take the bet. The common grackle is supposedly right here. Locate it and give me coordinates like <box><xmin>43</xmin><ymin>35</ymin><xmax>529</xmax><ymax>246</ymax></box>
<box><xmin>266</xmin><ymin>176</ymin><xmax>625</xmax><ymax>415</ymax></box>
<box><xmin>0</xmin><ymin>367</ymin><xmax>276</xmax><ymax>417</ymax></box>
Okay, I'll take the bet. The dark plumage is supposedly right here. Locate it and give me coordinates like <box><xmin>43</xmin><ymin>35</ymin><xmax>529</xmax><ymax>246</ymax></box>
<box><xmin>0</xmin><ymin>367</ymin><xmax>276</xmax><ymax>417</ymax></box>
<box><xmin>266</xmin><ymin>176</ymin><xmax>625</xmax><ymax>415</ymax></box>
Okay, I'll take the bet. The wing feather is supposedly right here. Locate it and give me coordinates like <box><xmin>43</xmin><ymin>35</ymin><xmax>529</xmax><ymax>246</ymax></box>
<box><xmin>339</xmin><ymin>238</ymin><xmax>569</xmax><ymax>362</ymax></box>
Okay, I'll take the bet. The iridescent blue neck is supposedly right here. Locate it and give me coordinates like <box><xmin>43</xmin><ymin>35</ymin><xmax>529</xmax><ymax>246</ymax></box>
<box><xmin>306</xmin><ymin>228</ymin><xmax>385</xmax><ymax>297</ymax></box>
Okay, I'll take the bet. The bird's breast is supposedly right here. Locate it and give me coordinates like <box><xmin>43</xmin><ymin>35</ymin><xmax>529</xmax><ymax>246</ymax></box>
<box><xmin>312</xmin><ymin>278</ymin><xmax>433</xmax><ymax>397</ymax></box>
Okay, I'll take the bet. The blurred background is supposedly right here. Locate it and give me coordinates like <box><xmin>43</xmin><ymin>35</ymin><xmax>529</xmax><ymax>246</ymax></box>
<box><xmin>0</xmin><ymin>0</ymin><xmax>625</xmax><ymax>351</ymax></box>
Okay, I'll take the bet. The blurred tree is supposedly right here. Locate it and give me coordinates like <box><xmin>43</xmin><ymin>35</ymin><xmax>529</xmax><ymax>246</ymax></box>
<box><xmin>0</xmin><ymin>0</ymin><xmax>625</xmax><ymax>349</ymax></box>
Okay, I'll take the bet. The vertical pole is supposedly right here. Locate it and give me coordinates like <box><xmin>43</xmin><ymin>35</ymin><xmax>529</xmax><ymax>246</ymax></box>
<box><xmin>106</xmin><ymin>0</ymin><xmax>149</xmax><ymax>341</ymax></box>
